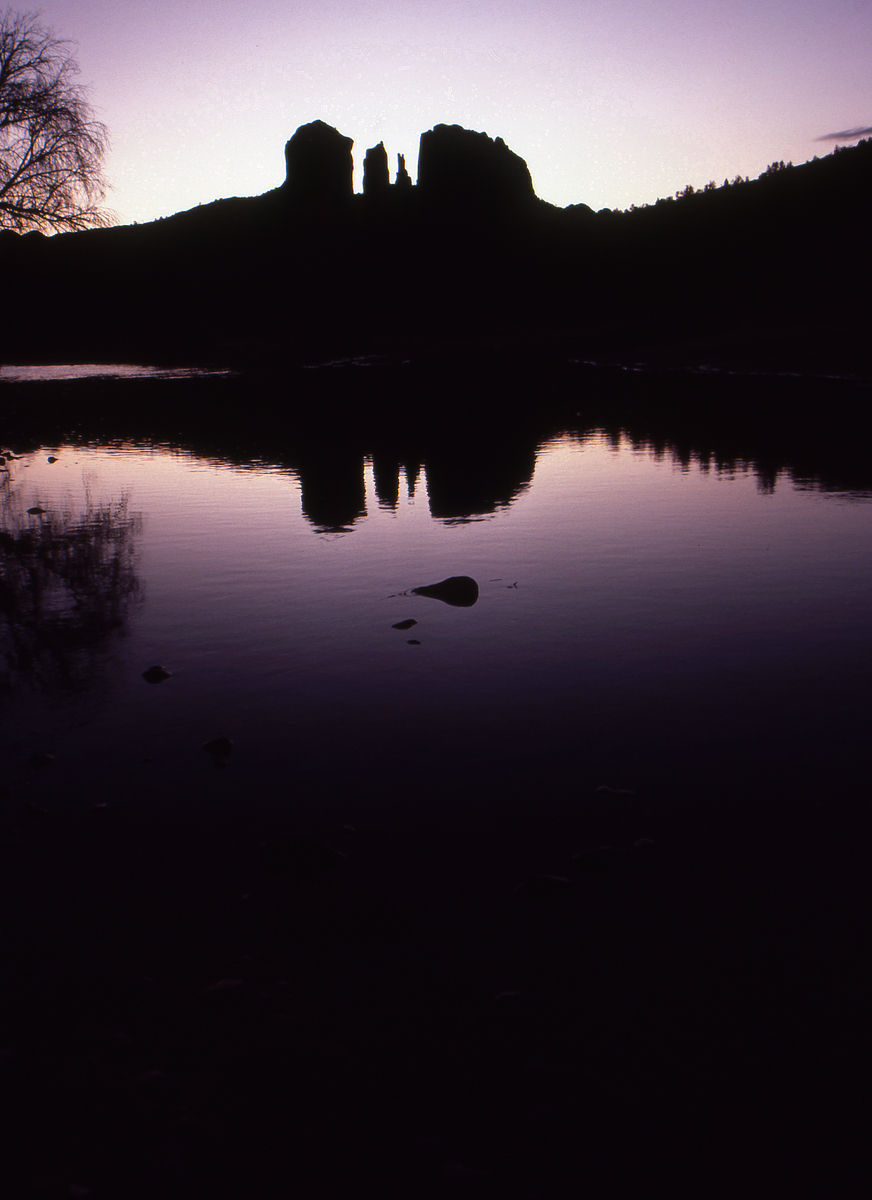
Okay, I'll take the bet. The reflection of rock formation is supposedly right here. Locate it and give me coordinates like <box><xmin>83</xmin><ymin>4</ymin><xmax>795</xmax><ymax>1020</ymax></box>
<box><xmin>293</xmin><ymin>428</ymin><xmax>539</xmax><ymax>532</ymax></box>
<box><xmin>416</xmin><ymin>124</ymin><xmax>536</xmax><ymax>211</ymax></box>
<box><xmin>283</xmin><ymin>119</ymin><xmax>354</xmax><ymax>208</ymax></box>
<box><xmin>372</xmin><ymin>454</ymin><xmax>401</xmax><ymax>509</ymax></box>
<box><xmin>404</xmin><ymin>461</ymin><xmax>422</xmax><ymax>497</ymax></box>
<box><xmin>423</xmin><ymin>437</ymin><xmax>538</xmax><ymax>522</ymax></box>
<box><xmin>0</xmin><ymin>466</ymin><xmax>142</xmax><ymax>691</ymax></box>
<box><xmin>297</xmin><ymin>449</ymin><xmax>366</xmax><ymax>532</ymax></box>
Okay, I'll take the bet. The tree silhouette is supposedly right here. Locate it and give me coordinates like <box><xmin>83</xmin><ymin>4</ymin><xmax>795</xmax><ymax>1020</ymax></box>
<box><xmin>0</xmin><ymin>8</ymin><xmax>111</xmax><ymax>232</ymax></box>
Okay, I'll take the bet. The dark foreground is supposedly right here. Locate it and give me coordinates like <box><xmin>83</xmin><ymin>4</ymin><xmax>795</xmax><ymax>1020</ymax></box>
<box><xmin>1</xmin><ymin>766</ymin><xmax>869</xmax><ymax>1199</ymax></box>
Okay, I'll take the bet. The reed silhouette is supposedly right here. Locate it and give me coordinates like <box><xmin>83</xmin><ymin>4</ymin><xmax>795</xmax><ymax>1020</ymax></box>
<box><xmin>0</xmin><ymin>458</ymin><xmax>141</xmax><ymax>690</ymax></box>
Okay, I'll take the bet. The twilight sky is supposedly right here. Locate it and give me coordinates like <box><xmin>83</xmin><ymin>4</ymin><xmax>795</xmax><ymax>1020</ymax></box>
<box><xmin>27</xmin><ymin>1</ymin><xmax>872</xmax><ymax>225</ymax></box>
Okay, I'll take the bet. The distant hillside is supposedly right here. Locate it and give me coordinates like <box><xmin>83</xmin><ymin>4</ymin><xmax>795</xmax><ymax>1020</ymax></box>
<box><xmin>2</xmin><ymin>124</ymin><xmax>870</xmax><ymax>375</ymax></box>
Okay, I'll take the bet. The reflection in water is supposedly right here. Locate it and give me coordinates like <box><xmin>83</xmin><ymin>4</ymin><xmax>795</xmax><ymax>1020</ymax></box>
<box><xmin>294</xmin><ymin>433</ymin><xmax>541</xmax><ymax>531</ymax></box>
<box><xmin>290</xmin><ymin>407</ymin><xmax>872</xmax><ymax>535</ymax></box>
<box><xmin>5</xmin><ymin>368</ymin><xmax>870</xmax><ymax>526</ymax></box>
<box><xmin>296</xmin><ymin>431</ymin><xmax>541</xmax><ymax>531</ymax></box>
<box><xmin>298</xmin><ymin>447</ymin><xmax>367</xmax><ymax>532</ymax></box>
<box><xmin>0</xmin><ymin>364</ymin><xmax>232</xmax><ymax>382</ymax></box>
<box><xmin>0</xmin><ymin>458</ymin><xmax>142</xmax><ymax>692</ymax></box>
<box><xmin>0</xmin><ymin>371</ymin><xmax>870</xmax><ymax>1196</ymax></box>
<box><xmin>372</xmin><ymin>454</ymin><xmax>401</xmax><ymax>509</ymax></box>
<box><xmin>1</xmin><ymin>395</ymin><xmax>870</xmax><ymax>838</ymax></box>
<box><xmin>422</xmin><ymin>432</ymin><xmax>538</xmax><ymax>523</ymax></box>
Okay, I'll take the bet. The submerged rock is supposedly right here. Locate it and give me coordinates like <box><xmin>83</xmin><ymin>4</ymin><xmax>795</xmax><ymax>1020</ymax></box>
<box><xmin>261</xmin><ymin>833</ymin><xmax>347</xmax><ymax>877</ymax></box>
<box><xmin>392</xmin><ymin>618</ymin><xmax>417</xmax><ymax>630</ymax></box>
<box><xmin>411</xmin><ymin>575</ymin><xmax>479</xmax><ymax>607</ymax></box>
<box><xmin>512</xmin><ymin>873</ymin><xmax>571</xmax><ymax>897</ymax></box>
<box><xmin>571</xmin><ymin>845</ymin><xmax>619</xmax><ymax>872</ymax></box>
<box><xmin>142</xmin><ymin>665</ymin><xmax>172</xmax><ymax>684</ymax></box>
<box><xmin>203</xmin><ymin>736</ymin><xmax>233</xmax><ymax>767</ymax></box>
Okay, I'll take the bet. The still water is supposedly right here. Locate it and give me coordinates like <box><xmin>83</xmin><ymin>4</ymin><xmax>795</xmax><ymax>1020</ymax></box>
<box><xmin>2</xmin><ymin>405</ymin><xmax>871</xmax><ymax>839</ymax></box>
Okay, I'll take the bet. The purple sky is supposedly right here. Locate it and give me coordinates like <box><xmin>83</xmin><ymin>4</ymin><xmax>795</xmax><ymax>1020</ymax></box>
<box><xmin>26</xmin><ymin>1</ymin><xmax>872</xmax><ymax>224</ymax></box>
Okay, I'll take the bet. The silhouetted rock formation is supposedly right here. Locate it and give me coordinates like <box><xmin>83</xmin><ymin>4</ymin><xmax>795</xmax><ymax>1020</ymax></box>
<box><xmin>363</xmin><ymin>143</ymin><xmax>389</xmax><ymax>195</ymax></box>
<box><xmin>283</xmin><ymin>120</ymin><xmax>354</xmax><ymax>208</ymax></box>
<box><xmin>2</xmin><ymin>121</ymin><xmax>871</xmax><ymax>375</ymax></box>
<box><xmin>395</xmin><ymin>153</ymin><xmax>412</xmax><ymax>190</ymax></box>
<box><xmin>416</xmin><ymin>124</ymin><xmax>535</xmax><ymax>211</ymax></box>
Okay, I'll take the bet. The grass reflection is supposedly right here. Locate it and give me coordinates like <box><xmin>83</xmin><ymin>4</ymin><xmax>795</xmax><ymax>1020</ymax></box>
<box><xmin>0</xmin><ymin>456</ymin><xmax>142</xmax><ymax>691</ymax></box>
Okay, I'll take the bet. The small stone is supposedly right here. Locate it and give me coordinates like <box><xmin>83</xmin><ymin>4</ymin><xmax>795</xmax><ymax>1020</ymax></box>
<box><xmin>493</xmin><ymin>989</ymin><xmax>523</xmax><ymax>1005</ymax></box>
<box><xmin>512</xmin><ymin>873</ymin><xmax>571</xmax><ymax>897</ymax></box>
<box><xmin>441</xmin><ymin>1161</ymin><xmax>490</xmax><ymax>1180</ymax></box>
<box><xmin>571</xmin><ymin>845</ymin><xmax>618</xmax><ymax>872</ymax></box>
<box><xmin>47</xmin><ymin>456</ymin><xmax>58</xmax><ymax>464</ymax></box>
<box><xmin>136</xmin><ymin>1068</ymin><xmax>168</xmax><ymax>1085</ymax></box>
<box><xmin>392</xmin><ymin>618</ymin><xmax>417</xmax><ymax>630</ymax></box>
<box><xmin>262</xmin><ymin>834</ymin><xmax>346</xmax><ymax>876</ymax></box>
<box><xmin>142</xmin><ymin>665</ymin><xmax>172</xmax><ymax>684</ymax></box>
<box><xmin>27</xmin><ymin>505</ymin><xmax>46</xmax><ymax>515</ymax></box>
<box><xmin>407</xmin><ymin>639</ymin><xmax>421</xmax><ymax>645</ymax></box>
<box><xmin>204</xmin><ymin>978</ymin><xmax>244</xmax><ymax>994</ymax></box>
<box><xmin>203</xmin><ymin>736</ymin><xmax>233</xmax><ymax>766</ymax></box>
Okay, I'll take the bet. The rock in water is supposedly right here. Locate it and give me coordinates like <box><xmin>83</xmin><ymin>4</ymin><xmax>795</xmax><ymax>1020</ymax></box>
<box><xmin>411</xmin><ymin>576</ymin><xmax>479</xmax><ymax>607</ymax></box>
<box><xmin>203</xmin><ymin>736</ymin><xmax>233</xmax><ymax>767</ymax></box>
<box><xmin>142</xmin><ymin>665</ymin><xmax>172</xmax><ymax>684</ymax></box>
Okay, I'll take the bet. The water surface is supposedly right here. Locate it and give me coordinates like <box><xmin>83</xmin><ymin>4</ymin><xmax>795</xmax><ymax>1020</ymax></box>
<box><xmin>3</xmin><ymin>405</ymin><xmax>870</xmax><ymax>844</ymax></box>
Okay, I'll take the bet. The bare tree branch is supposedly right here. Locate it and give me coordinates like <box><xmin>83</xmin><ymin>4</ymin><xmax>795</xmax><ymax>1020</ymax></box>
<box><xmin>0</xmin><ymin>8</ymin><xmax>113</xmax><ymax>232</ymax></box>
